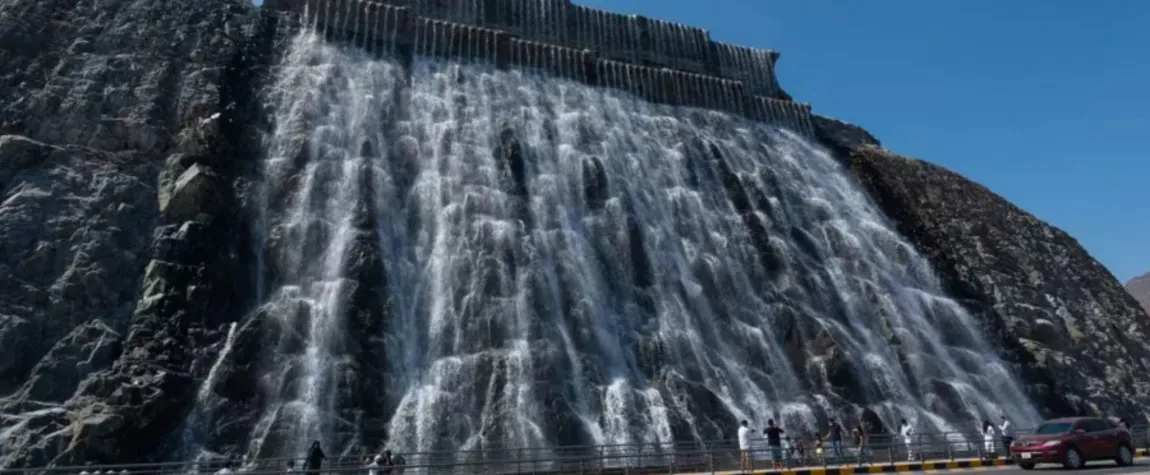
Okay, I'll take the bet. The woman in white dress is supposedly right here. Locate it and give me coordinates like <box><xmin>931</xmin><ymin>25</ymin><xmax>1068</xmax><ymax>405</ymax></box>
<box><xmin>982</xmin><ymin>420</ymin><xmax>996</xmax><ymax>458</ymax></box>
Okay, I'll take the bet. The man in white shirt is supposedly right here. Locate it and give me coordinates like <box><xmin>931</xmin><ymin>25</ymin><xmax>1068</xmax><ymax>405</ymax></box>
<box><xmin>899</xmin><ymin>419</ymin><xmax>914</xmax><ymax>461</ymax></box>
<box><xmin>738</xmin><ymin>420</ymin><xmax>753</xmax><ymax>472</ymax></box>
<box><xmin>999</xmin><ymin>416</ymin><xmax>1014</xmax><ymax>457</ymax></box>
<box><xmin>367</xmin><ymin>455</ymin><xmax>383</xmax><ymax>475</ymax></box>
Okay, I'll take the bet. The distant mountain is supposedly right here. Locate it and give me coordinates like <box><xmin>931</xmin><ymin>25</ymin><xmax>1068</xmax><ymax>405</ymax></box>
<box><xmin>1127</xmin><ymin>272</ymin><xmax>1150</xmax><ymax>315</ymax></box>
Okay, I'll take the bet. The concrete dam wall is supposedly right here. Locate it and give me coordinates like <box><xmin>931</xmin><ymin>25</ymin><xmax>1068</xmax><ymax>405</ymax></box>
<box><xmin>264</xmin><ymin>0</ymin><xmax>815</xmax><ymax>136</ymax></box>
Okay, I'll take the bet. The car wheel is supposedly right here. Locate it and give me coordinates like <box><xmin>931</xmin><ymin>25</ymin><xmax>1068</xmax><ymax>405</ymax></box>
<box><xmin>1063</xmin><ymin>447</ymin><xmax>1083</xmax><ymax>469</ymax></box>
<box><xmin>1019</xmin><ymin>462</ymin><xmax>1035</xmax><ymax>470</ymax></box>
<box><xmin>1116</xmin><ymin>444</ymin><xmax>1133</xmax><ymax>467</ymax></box>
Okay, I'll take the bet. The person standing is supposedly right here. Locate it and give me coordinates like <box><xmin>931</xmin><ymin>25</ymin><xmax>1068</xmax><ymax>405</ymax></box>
<box><xmin>999</xmin><ymin>415</ymin><xmax>1014</xmax><ymax>457</ymax></box>
<box><xmin>851</xmin><ymin>423</ymin><xmax>868</xmax><ymax>463</ymax></box>
<box><xmin>765</xmin><ymin>419</ymin><xmax>786</xmax><ymax>469</ymax></box>
<box><xmin>899</xmin><ymin>419</ymin><xmax>914</xmax><ymax>461</ymax></box>
<box><xmin>982</xmin><ymin>420</ymin><xmax>996</xmax><ymax>459</ymax></box>
<box><xmin>385</xmin><ymin>450</ymin><xmax>406</xmax><ymax>475</ymax></box>
<box><xmin>824</xmin><ymin>419</ymin><xmax>844</xmax><ymax>460</ymax></box>
<box><xmin>305</xmin><ymin>441</ymin><xmax>325</xmax><ymax>475</ymax></box>
<box><xmin>366</xmin><ymin>455</ymin><xmax>381</xmax><ymax>475</ymax></box>
<box><xmin>738</xmin><ymin>420</ymin><xmax>753</xmax><ymax>472</ymax></box>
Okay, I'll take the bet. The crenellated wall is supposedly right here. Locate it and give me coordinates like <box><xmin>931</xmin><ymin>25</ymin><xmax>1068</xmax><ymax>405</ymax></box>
<box><xmin>267</xmin><ymin>0</ymin><xmax>815</xmax><ymax>136</ymax></box>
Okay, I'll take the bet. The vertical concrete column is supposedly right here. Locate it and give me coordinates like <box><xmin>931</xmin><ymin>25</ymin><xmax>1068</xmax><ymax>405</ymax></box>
<box><xmin>363</xmin><ymin>1</ymin><xmax>378</xmax><ymax>55</ymax></box>
<box><xmin>494</xmin><ymin>30</ymin><xmax>511</xmax><ymax>69</ymax></box>
<box><xmin>730</xmin><ymin>82</ymin><xmax>748</xmax><ymax>117</ymax></box>
<box><xmin>391</xmin><ymin>6</ymin><xmax>412</xmax><ymax>52</ymax></box>
<box><xmin>301</xmin><ymin>0</ymin><xmax>321</xmax><ymax>27</ymax></box>
<box><xmin>660</xmin><ymin>69</ymin><xmax>678</xmax><ymax>106</ymax></box>
<box><xmin>796</xmin><ymin>103</ymin><xmax>815</xmax><ymax>136</ymax></box>
<box><xmin>635</xmin><ymin>16</ymin><xmax>651</xmax><ymax>64</ymax></box>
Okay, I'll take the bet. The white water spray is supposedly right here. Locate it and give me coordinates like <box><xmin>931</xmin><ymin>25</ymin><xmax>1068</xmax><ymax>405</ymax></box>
<box><xmin>210</xmin><ymin>27</ymin><xmax>1041</xmax><ymax>464</ymax></box>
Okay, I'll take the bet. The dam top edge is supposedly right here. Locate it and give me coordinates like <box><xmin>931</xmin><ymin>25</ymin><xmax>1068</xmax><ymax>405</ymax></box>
<box><xmin>264</xmin><ymin>0</ymin><xmax>786</xmax><ymax>99</ymax></box>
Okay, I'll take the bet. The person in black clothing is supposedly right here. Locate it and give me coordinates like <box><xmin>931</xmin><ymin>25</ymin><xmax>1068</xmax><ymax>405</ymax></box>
<box><xmin>384</xmin><ymin>450</ymin><xmax>406</xmax><ymax>475</ymax></box>
<box><xmin>824</xmin><ymin>419</ymin><xmax>844</xmax><ymax>459</ymax></box>
<box><xmin>764</xmin><ymin>419</ymin><xmax>786</xmax><ymax>469</ymax></box>
<box><xmin>851</xmin><ymin>423</ymin><xmax>868</xmax><ymax>462</ymax></box>
<box><xmin>305</xmin><ymin>441</ymin><xmax>325</xmax><ymax>475</ymax></box>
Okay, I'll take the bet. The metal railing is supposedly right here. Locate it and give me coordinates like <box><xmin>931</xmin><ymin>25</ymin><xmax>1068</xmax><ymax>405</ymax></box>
<box><xmin>4</xmin><ymin>425</ymin><xmax>1147</xmax><ymax>475</ymax></box>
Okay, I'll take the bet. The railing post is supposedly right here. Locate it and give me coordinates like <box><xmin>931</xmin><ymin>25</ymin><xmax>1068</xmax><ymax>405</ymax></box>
<box><xmin>636</xmin><ymin>442</ymin><xmax>642</xmax><ymax>474</ymax></box>
<box><xmin>517</xmin><ymin>447</ymin><xmax>523</xmax><ymax>475</ymax></box>
<box><xmin>597</xmin><ymin>445</ymin><xmax>604</xmax><ymax>475</ymax></box>
<box><xmin>706</xmin><ymin>442</ymin><xmax>715</xmax><ymax>475</ymax></box>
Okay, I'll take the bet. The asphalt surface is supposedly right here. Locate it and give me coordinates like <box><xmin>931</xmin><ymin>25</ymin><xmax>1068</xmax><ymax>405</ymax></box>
<box><xmin>679</xmin><ymin>457</ymin><xmax>1150</xmax><ymax>475</ymax></box>
<box><xmin>979</xmin><ymin>460</ymin><xmax>1150</xmax><ymax>475</ymax></box>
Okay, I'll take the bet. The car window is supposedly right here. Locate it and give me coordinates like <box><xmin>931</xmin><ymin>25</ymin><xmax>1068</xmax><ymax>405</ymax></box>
<box><xmin>1034</xmin><ymin>422</ymin><xmax>1073</xmax><ymax>434</ymax></box>
<box><xmin>1083</xmin><ymin>419</ymin><xmax>1110</xmax><ymax>432</ymax></box>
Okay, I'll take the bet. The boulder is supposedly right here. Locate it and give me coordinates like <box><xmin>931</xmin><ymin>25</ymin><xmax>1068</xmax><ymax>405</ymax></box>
<box><xmin>161</xmin><ymin>163</ymin><xmax>223</xmax><ymax>222</ymax></box>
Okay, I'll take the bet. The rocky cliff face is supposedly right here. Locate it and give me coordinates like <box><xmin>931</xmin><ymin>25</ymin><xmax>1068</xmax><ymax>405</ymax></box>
<box><xmin>3</xmin><ymin>0</ymin><xmax>1149</xmax><ymax>468</ymax></box>
<box><xmin>814</xmin><ymin>116</ymin><xmax>1150</xmax><ymax>423</ymax></box>
<box><xmin>1127</xmin><ymin>273</ymin><xmax>1150</xmax><ymax>316</ymax></box>
<box><xmin>0</xmin><ymin>0</ymin><xmax>282</xmax><ymax>466</ymax></box>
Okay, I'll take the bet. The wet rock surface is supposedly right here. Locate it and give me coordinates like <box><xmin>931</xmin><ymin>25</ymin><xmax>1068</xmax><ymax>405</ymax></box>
<box><xmin>0</xmin><ymin>0</ymin><xmax>280</xmax><ymax>467</ymax></box>
<box><xmin>815</xmin><ymin>117</ymin><xmax>1150</xmax><ymax>423</ymax></box>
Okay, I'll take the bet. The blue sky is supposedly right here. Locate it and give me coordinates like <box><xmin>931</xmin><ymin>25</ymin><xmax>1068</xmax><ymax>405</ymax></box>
<box><xmin>573</xmin><ymin>0</ymin><xmax>1149</xmax><ymax>283</ymax></box>
<box><xmin>255</xmin><ymin>0</ymin><xmax>1149</xmax><ymax>283</ymax></box>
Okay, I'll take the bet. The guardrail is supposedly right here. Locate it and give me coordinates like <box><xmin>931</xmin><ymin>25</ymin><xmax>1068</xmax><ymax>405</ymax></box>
<box><xmin>4</xmin><ymin>425</ymin><xmax>1148</xmax><ymax>475</ymax></box>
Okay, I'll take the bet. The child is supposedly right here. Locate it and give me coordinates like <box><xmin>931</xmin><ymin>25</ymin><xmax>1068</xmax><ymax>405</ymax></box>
<box><xmin>793</xmin><ymin>437</ymin><xmax>807</xmax><ymax>465</ymax></box>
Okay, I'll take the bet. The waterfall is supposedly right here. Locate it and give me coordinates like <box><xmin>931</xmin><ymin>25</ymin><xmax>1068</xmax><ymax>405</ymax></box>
<box><xmin>212</xmin><ymin>27</ymin><xmax>1041</xmax><ymax>466</ymax></box>
<box><xmin>177</xmin><ymin>321</ymin><xmax>239</xmax><ymax>460</ymax></box>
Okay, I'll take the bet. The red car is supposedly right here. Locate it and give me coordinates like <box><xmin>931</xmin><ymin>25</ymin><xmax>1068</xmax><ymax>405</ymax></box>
<box><xmin>1009</xmin><ymin>417</ymin><xmax>1134</xmax><ymax>469</ymax></box>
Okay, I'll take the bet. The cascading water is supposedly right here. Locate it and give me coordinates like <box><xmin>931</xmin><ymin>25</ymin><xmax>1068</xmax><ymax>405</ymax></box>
<box><xmin>242</xmin><ymin>30</ymin><xmax>405</xmax><ymax>461</ymax></box>
<box><xmin>213</xmin><ymin>21</ymin><xmax>1042</xmax><ymax>466</ymax></box>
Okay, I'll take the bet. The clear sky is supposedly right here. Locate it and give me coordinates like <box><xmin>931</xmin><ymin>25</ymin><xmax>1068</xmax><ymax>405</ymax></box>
<box><xmin>572</xmin><ymin>0</ymin><xmax>1149</xmax><ymax>283</ymax></box>
<box><xmin>255</xmin><ymin>0</ymin><xmax>1149</xmax><ymax>283</ymax></box>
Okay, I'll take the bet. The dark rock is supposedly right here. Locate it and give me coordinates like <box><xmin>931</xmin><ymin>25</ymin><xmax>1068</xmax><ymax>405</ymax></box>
<box><xmin>0</xmin><ymin>0</ymin><xmax>276</xmax><ymax>466</ymax></box>
<box><xmin>834</xmin><ymin>140</ymin><xmax>1150</xmax><ymax>420</ymax></box>
<box><xmin>161</xmin><ymin>163</ymin><xmax>224</xmax><ymax>222</ymax></box>
<box><xmin>19</xmin><ymin>321</ymin><xmax>123</xmax><ymax>404</ymax></box>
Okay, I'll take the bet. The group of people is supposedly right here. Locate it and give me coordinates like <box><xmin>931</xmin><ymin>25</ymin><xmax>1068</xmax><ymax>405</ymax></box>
<box><xmin>212</xmin><ymin>441</ymin><xmax>407</xmax><ymax>475</ymax></box>
<box><xmin>980</xmin><ymin>416</ymin><xmax>1015</xmax><ymax>458</ymax></box>
<box><xmin>735</xmin><ymin>418</ymin><xmax>885</xmax><ymax>471</ymax></box>
<box><xmin>734</xmin><ymin>415</ymin><xmax>1013</xmax><ymax>471</ymax></box>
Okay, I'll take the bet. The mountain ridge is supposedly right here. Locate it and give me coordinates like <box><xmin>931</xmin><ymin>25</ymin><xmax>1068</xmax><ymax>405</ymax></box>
<box><xmin>1127</xmin><ymin>272</ymin><xmax>1150</xmax><ymax>316</ymax></box>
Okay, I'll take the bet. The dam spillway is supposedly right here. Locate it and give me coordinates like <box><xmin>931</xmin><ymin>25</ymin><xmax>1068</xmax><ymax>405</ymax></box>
<box><xmin>174</xmin><ymin>0</ymin><xmax>1044</xmax><ymax>466</ymax></box>
<box><xmin>263</xmin><ymin>0</ymin><xmax>815</xmax><ymax>136</ymax></box>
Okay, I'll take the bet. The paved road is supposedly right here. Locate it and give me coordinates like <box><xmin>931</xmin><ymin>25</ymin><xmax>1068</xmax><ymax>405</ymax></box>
<box><xmin>978</xmin><ymin>460</ymin><xmax>1150</xmax><ymax>475</ymax></box>
<box><xmin>677</xmin><ymin>457</ymin><xmax>1150</xmax><ymax>475</ymax></box>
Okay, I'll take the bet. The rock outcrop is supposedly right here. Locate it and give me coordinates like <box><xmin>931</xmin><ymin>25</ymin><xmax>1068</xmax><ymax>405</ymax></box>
<box><xmin>1127</xmin><ymin>273</ymin><xmax>1150</xmax><ymax>316</ymax></box>
<box><xmin>0</xmin><ymin>0</ymin><xmax>281</xmax><ymax>467</ymax></box>
<box><xmin>815</xmin><ymin>117</ymin><xmax>1150</xmax><ymax>423</ymax></box>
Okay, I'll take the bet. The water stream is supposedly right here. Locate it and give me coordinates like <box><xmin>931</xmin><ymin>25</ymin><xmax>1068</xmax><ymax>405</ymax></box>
<box><xmin>192</xmin><ymin>28</ymin><xmax>1041</xmax><ymax>464</ymax></box>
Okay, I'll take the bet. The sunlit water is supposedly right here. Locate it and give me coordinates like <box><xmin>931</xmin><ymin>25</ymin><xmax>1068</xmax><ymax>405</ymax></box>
<box><xmin>191</xmin><ymin>29</ymin><xmax>1041</xmax><ymax>466</ymax></box>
